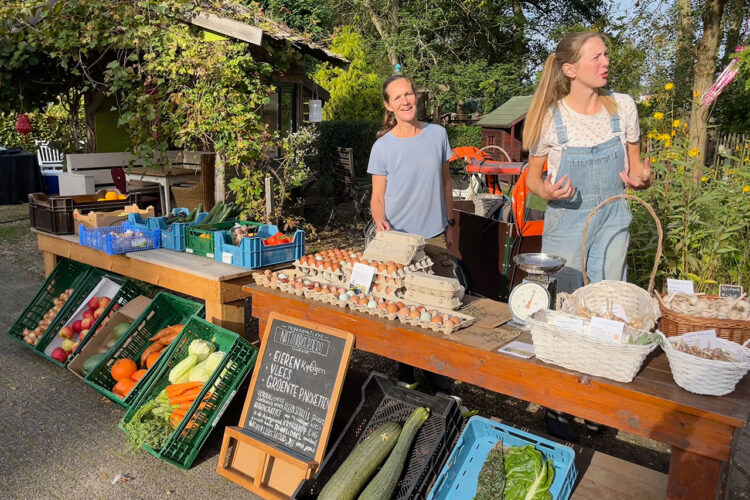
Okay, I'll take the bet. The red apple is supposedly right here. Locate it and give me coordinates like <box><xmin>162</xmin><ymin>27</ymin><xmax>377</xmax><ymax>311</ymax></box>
<box><xmin>98</xmin><ymin>297</ymin><xmax>112</xmax><ymax>308</ymax></box>
<box><xmin>82</xmin><ymin>310</ymin><xmax>94</xmax><ymax>320</ymax></box>
<box><xmin>72</xmin><ymin>320</ymin><xmax>82</xmax><ymax>333</ymax></box>
<box><xmin>81</xmin><ymin>317</ymin><xmax>93</xmax><ymax>330</ymax></box>
<box><xmin>50</xmin><ymin>347</ymin><xmax>69</xmax><ymax>363</ymax></box>
<box><xmin>88</xmin><ymin>297</ymin><xmax>100</xmax><ymax>310</ymax></box>
<box><xmin>59</xmin><ymin>326</ymin><xmax>74</xmax><ymax>339</ymax></box>
<box><xmin>93</xmin><ymin>307</ymin><xmax>105</xmax><ymax>319</ymax></box>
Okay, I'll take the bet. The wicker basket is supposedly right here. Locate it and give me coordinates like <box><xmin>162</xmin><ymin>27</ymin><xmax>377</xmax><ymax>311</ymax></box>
<box><xmin>658</xmin><ymin>332</ymin><xmax>750</xmax><ymax>396</ymax></box>
<box><xmin>526</xmin><ymin>309</ymin><xmax>658</xmax><ymax>383</ymax></box>
<box><xmin>657</xmin><ymin>294</ymin><xmax>750</xmax><ymax>344</ymax></box>
<box><xmin>556</xmin><ymin>195</ymin><xmax>663</xmax><ymax>331</ymax></box>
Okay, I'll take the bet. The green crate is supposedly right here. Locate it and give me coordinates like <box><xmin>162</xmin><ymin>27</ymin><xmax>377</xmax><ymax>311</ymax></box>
<box><xmin>120</xmin><ymin>316</ymin><xmax>258</xmax><ymax>469</ymax></box>
<box><xmin>38</xmin><ymin>279</ymin><xmax>144</xmax><ymax>367</ymax></box>
<box><xmin>184</xmin><ymin>221</ymin><xmax>236</xmax><ymax>258</ymax></box>
<box><xmin>7</xmin><ymin>258</ymin><xmax>90</xmax><ymax>347</ymax></box>
<box><xmin>83</xmin><ymin>291</ymin><xmax>205</xmax><ymax>408</ymax></box>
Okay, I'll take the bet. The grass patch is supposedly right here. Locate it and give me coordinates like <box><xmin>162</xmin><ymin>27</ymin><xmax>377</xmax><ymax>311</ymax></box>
<box><xmin>0</xmin><ymin>220</ymin><xmax>31</xmax><ymax>244</ymax></box>
<box><xmin>0</xmin><ymin>204</ymin><xmax>29</xmax><ymax>223</ymax></box>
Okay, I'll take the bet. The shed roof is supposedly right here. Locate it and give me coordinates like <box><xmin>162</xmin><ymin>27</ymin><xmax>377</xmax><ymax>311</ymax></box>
<box><xmin>477</xmin><ymin>96</ymin><xmax>533</xmax><ymax>128</ymax></box>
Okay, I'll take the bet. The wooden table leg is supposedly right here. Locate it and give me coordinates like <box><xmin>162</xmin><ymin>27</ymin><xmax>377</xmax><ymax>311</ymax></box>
<box><xmin>667</xmin><ymin>447</ymin><xmax>725</xmax><ymax>499</ymax></box>
<box><xmin>205</xmin><ymin>299</ymin><xmax>246</xmax><ymax>336</ymax></box>
<box><xmin>43</xmin><ymin>251</ymin><xmax>58</xmax><ymax>276</ymax></box>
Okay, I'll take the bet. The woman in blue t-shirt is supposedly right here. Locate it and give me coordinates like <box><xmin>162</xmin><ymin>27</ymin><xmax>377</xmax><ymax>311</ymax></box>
<box><xmin>367</xmin><ymin>74</ymin><xmax>456</xmax><ymax>393</ymax></box>
<box><xmin>367</xmin><ymin>74</ymin><xmax>456</xmax><ymax>278</ymax></box>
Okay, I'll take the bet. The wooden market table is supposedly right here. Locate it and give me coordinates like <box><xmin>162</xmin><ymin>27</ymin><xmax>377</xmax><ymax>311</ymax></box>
<box><xmin>244</xmin><ymin>284</ymin><xmax>750</xmax><ymax>500</ymax></box>
<box><xmin>35</xmin><ymin>230</ymin><xmax>257</xmax><ymax>335</ymax></box>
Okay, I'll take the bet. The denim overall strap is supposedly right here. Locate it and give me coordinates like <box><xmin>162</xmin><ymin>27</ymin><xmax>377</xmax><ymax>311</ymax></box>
<box><xmin>553</xmin><ymin>107</ymin><xmax>568</xmax><ymax>145</ymax></box>
<box><xmin>541</xmin><ymin>109</ymin><xmax>632</xmax><ymax>292</ymax></box>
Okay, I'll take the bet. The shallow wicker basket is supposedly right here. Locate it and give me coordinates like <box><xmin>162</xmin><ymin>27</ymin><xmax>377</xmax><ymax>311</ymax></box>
<box><xmin>658</xmin><ymin>332</ymin><xmax>750</xmax><ymax>396</ymax></box>
<box><xmin>657</xmin><ymin>294</ymin><xmax>750</xmax><ymax>344</ymax></box>
<box><xmin>556</xmin><ymin>195</ymin><xmax>663</xmax><ymax>331</ymax></box>
<box><xmin>526</xmin><ymin>310</ymin><xmax>658</xmax><ymax>383</ymax></box>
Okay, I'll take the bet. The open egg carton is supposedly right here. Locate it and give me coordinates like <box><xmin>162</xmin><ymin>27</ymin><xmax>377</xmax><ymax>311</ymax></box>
<box><xmin>342</xmin><ymin>250</ymin><xmax>434</xmax><ymax>279</ymax></box>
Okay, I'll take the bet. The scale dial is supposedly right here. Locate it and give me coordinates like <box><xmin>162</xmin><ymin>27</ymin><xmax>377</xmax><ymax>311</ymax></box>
<box><xmin>508</xmin><ymin>281</ymin><xmax>551</xmax><ymax>322</ymax></box>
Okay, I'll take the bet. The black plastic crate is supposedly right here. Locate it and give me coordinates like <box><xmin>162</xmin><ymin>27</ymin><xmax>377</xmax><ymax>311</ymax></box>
<box><xmin>29</xmin><ymin>190</ymin><xmax>141</xmax><ymax>235</ymax></box>
<box><xmin>293</xmin><ymin>372</ymin><xmax>463</xmax><ymax>500</ymax></box>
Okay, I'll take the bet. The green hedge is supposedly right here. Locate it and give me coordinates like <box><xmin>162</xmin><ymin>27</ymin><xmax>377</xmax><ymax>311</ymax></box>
<box><xmin>446</xmin><ymin>125</ymin><xmax>482</xmax><ymax>149</ymax></box>
<box><xmin>317</xmin><ymin>120</ymin><xmax>381</xmax><ymax>178</ymax></box>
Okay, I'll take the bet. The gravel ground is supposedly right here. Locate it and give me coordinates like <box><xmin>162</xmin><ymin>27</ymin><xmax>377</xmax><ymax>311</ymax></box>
<box><xmin>1</xmin><ymin>204</ymin><xmax>747</xmax><ymax>498</ymax></box>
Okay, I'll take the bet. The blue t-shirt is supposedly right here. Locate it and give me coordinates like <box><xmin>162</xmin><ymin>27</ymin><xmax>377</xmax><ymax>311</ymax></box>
<box><xmin>367</xmin><ymin>123</ymin><xmax>453</xmax><ymax>238</ymax></box>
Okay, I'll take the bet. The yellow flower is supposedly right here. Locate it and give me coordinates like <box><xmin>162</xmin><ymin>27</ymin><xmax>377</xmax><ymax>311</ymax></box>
<box><xmin>647</xmin><ymin>132</ymin><xmax>654</xmax><ymax>139</ymax></box>
<box><xmin>743</xmin><ymin>185</ymin><xmax>750</xmax><ymax>193</ymax></box>
<box><xmin>693</xmin><ymin>90</ymin><xmax>701</xmax><ymax>98</ymax></box>
<box><xmin>626</xmin><ymin>189</ymin><xmax>633</xmax><ymax>195</ymax></box>
<box><xmin>665</xmin><ymin>140</ymin><xmax>671</xmax><ymax>148</ymax></box>
<box><xmin>672</xmin><ymin>119</ymin><xmax>681</xmax><ymax>127</ymax></box>
<box><xmin>688</xmin><ymin>148</ymin><xmax>699</xmax><ymax>158</ymax></box>
<box><xmin>659</xmin><ymin>133</ymin><xmax>671</xmax><ymax>141</ymax></box>
<box><xmin>671</xmin><ymin>130</ymin><xmax>676</xmax><ymax>136</ymax></box>
<box><xmin>653</xmin><ymin>112</ymin><xmax>665</xmax><ymax>120</ymax></box>
<box><xmin>677</xmin><ymin>165</ymin><xmax>685</xmax><ymax>174</ymax></box>
<box><xmin>665</xmin><ymin>82</ymin><xmax>674</xmax><ymax>91</ymax></box>
<box><xmin>650</xmin><ymin>156</ymin><xmax>658</xmax><ymax>163</ymax></box>
<box><xmin>745</xmin><ymin>144</ymin><xmax>748</xmax><ymax>149</ymax></box>
<box><xmin>744</xmin><ymin>158</ymin><xmax>749</xmax><ymax>163</ymax></box>
<box><xmin>700</xmin><ymin>175</ymin><xmax>708</xmax><ymax>182</ymax></box>
<box><xmin>683</xmin><ymin>122</ymin><xmax>688</xmax><ymax>129</ymax></box>
<box><xmin>729</xmin><ymin>169</ymin><xmax>737</xmax><ymax>175</ymax></box>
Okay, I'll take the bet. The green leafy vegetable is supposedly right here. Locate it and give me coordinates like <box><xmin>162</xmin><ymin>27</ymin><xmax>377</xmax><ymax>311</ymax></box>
<box><xmin>187</xmin><ymin>339</ymin><xmax>215</xmax><ymax>361</ymax></box>
<box><xmin>122</xmin><ymin>389</ymin><xmax>173</xmax><ymax>452</ymax></box>
<box><xmin>475</xmin><ymin>439</ymin><xmax>505</xmax><ymax>500</ymax></box>
<box><xmin>503</xmin><ymin>445</ymin><xmax>554</xmax><ymax>500</ymax></box>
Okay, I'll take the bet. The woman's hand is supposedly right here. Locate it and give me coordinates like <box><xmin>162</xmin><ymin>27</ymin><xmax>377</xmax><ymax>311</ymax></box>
<box><xmin>620</xmin><ymin>156</ymin><xmax>652</xmax><ymax>189</ymax></box>
<box><xmin>540</xmin><ymin>174</ymin><xmax>575</xmax><ymax>201</ymax></box>
<box><xmin>375</xmin><ymin>220</ymin><xmax>391</xmax><ymax>232</ymax></box>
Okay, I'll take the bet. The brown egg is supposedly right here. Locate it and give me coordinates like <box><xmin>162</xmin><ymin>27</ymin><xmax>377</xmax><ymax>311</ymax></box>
<box><xmin>294</xmin><ymin>282</ymin><xmax>304</xmax><ymax>290</ymax></box>
<box><xmin>442</xmin><ymin>315</ymin><xmax>453</xmax><ymax>326</ymax></box>
<box><xmin>396</xmin><ymin>302</ymin><xmax>405</xmax><ymax>309</ymax></box>
<box><xmin>358</xmin><ymin>296</ymin><xmax>369</xmax><ymax>306</ymax></box>
<box><xmin>332</xmin><ymin>263</ymin><xmax>341</xmax><ymax>272</ymax></box>
<box><xmin>298</xmin><ymin>256</ymin><xmax>307</xmax><ymax>265</ymax></box>
<box><xmin>396</xmin><ymin>263</ymin><xmax>404</xmax><ymax>270</ymax></box>
<box><xmin>351</xmin><ymin>257</ymin><xmax>360</xmax><ymax>264</ymax></box>
<box><xmin>316</xmin><ymin>260</ymin><xmax>326</xmax><ymax>269</ymax></box>
<box><xmin>356</xmin><ymin>251</ymin><xmax>363</xmax><ymax>258</ymax></box>
<box><xmin>313</xmin><ymin>285</ymin><xmax>321</xmax><ymax>292</ymax></box>
<box><xmin>324</xmin><ymin>261</ymin><xmax>332</xmax><ymax>271</ymax></box>
<box><xmin>375</xmin><ymin>284</ymin><xmax>383</xmax><ymax>292</ymax></box>
<box><xmin>386</xmin><ymin>263</ymin><xmax>397</xmax><ymax>274</ymax></box>
<box><xmin>430</xmin><ymin>315</ymin><xmax>443</xmax><ymax>324</ymax></box>
<box><xmin>385</xmin><ymin>287</ymin><xmax>392</xmax><ymax>294</ymax></box>
<box><xmin>398</xmin><ymin>307</ymin><xmax>410</xmax><ymax>316</ymax></box>
<box><xmin>270</xmin><ymin>275</ymin><xmax>278</xmax><ymax>283</ymax></box>
<box><xmin>377</xmin><ymin>301</ymin><xmax>388</xmax><ymax>310</ymax></box>
<box><xmin>409</xmin><ymin>309</ymin><xmax>421</xmax><ymax>319</ymax></box>
<box><xmin>450</xmin><ymin>317</ymin><xmax>461</xmax><ymax>325</ymax></box>
<box><xmin>386</xmin><ymin>303</ymin><xmax>399</xmax><ymax>314</ymax></box>
<box><xmin>385</xmin><ymin>276</ymin><xmax>392</xmax><ymax>284</ymax></box>
<box><xmin>378</xmin><ymin>263</ymin><xmax>387</xmax><ymax>273</ymax></box>
<box><xmin>349</xmin><ymin>294</ymin><xmax>359</xmax><ymax>304</ymax></box>
<box><xmin>360</xmin><ymin>259</ymin><xmax>369</xmax><ymax>266</ymax></box>
<box><xmin>428</xmin><ymin>310</ymin><xmax>437</xmax><ymax>316</ymax></box>
<box><xmin>416</xmin><ymin>306</ymin><xmax>425</xmax><ymax>312</ymax></box>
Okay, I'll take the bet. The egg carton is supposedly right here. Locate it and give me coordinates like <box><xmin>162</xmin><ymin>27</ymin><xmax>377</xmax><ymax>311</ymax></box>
<box><xmin>369</xmin><ymin>286</ymin><xmax>405</xmax><ymax>302</ymax></box>
<box><xmin>404</xmin><ymin>271</ymin><xmax>463</xmax><ymax>293</ymax></box>
<box><xmin>402</xmin><ymin>289</ymin><xmax>463</xmax><ymax>311</ymax></box>
<box><xmin>294</xmin><ymin>261</ymin><xmax>349</xmax><ymax>282</ymax></box>
<box><xmin>342</xmin><ymin>253</ymin><xmax>434</xmax><ymax>279</ymax></box>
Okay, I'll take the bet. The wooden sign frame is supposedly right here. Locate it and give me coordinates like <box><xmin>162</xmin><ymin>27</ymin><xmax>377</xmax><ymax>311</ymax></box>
<box><xmin>217</xmin><ymin>312</ymin><xmax>354</xmax><ymax>499</ymax></box>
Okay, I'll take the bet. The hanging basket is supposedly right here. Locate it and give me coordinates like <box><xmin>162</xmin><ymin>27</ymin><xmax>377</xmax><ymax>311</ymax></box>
<box><xmin>556</xmin><ymin>194</ymin><xmax>663</xmax><ymax>331</ymax></box>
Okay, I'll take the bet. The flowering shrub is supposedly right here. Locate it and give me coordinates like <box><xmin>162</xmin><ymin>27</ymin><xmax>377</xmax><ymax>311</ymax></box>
<box><xmin>628</xmin><ymin>83</ymin><xmax>750</xmax><ymax>292</ymax></box>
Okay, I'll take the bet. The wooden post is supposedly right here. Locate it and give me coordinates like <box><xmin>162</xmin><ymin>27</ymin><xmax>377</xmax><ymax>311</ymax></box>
<box><xmin>265</xmin><ymin>175</ymin><xmax>275</xmax><ymax>223</ymax></box>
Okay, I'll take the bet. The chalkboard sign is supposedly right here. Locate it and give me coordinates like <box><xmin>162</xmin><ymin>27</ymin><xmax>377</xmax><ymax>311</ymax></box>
<box><xmin>238</xmin><ymin>312</ymin><xmax>354</xmax><ymax>463</ymax></box>
<box><xmin>720</xmin><ymin>284</ymin><xmax>743</xmax><ymax>299</ymax></box>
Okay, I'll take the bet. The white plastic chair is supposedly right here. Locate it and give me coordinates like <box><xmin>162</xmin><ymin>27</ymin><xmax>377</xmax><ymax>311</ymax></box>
<box><xmin>35</xmin><ymin>140</ymin><xmax>64</xmax><ymax>172</ymax></box>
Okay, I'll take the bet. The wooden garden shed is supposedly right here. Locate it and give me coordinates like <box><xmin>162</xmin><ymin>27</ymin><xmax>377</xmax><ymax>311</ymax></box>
<box><xmin>476</xmin><ymin>95</ymin><xmax>532</xmax><ymax>162</ymax></box>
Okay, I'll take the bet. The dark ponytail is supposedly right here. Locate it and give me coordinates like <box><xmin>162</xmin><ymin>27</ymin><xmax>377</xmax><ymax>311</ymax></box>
<box><xmin>376</xmin><ymin>74</ymin><xmax>416</xmax><ymax>139</ymax></box>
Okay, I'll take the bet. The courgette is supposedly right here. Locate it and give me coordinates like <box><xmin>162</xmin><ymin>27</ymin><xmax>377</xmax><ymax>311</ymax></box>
<box><xmin>203</xmin><ymin>202</ymin><xmax>223</xmax><ymax>225</ymax></box>
<box><xmin>318</xmin><ymin>421</ymin><xmax>402</xmax><ymax>500</ymax></box>
<box><xmin>358</xmin><ymin>407</ymin><xmax>430</xmax><ymax>500</ymax></box>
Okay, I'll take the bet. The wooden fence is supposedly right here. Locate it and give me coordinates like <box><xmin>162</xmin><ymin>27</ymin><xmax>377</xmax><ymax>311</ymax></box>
<box><xmin>713</xmin><ymin>133</ymin><xmax>750</xmax><ymax>168</ymax></box>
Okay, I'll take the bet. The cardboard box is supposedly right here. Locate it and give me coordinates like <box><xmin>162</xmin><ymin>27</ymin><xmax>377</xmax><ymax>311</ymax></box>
<box><xmin>73</xmin><ymin>204</ymin><xmax>155</xmax><ymax>234</ymax></box>
<box><xmin>67</xmin><ymin>296</ymin><xmax>152</xmax><ymax>379</ymax></box>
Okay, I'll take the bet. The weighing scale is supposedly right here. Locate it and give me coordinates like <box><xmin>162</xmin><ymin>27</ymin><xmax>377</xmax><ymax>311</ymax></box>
<box><xmin>508</xmin><ymin>253</ymin><xmax>567</xmax><ymax>323</ymax></box>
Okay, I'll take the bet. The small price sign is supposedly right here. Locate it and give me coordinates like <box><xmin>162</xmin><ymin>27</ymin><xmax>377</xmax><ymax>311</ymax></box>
<box><xmin>719</xmin><ymin>284</ymin><xmax>743</xmax><ymax>299</ymax></box>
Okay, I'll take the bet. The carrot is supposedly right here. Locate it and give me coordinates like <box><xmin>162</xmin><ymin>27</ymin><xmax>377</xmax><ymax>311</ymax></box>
<box><xmin>166</xmin><ymin>382</ymin><xmax>203</xmax><ymax>398</ymax></box>
<box><xmin>148</xmin><ymin>324</ymin><xmax>184</xmax><ymax>342</ymax></box>
<box><xmin>170</xmin><ymin>413</ymin><xmax>182</xmax><ymax>427</ymax></box>
<box><xmin>156</xmin><ymin>331</ymin><xmax>179</xmax><ymax>346</ymax></box>
<box><xmin>177</xmin><ymin>401</ymin><xmax>207</xmax><ymax>411</ymax></box>
<box><xmin>139</xmin><ymin>342</ymin><xmax>163</xmax><ymax>368</ymax></box>
<box><xmin>168</xmin><ymin>388</ymin><xmax>202</xmax><ymax>404</ymax></box>
<box><xmin>171</xmin><ymin>407</ymin><xmax>188</xmax><ymax>418</ymax></box>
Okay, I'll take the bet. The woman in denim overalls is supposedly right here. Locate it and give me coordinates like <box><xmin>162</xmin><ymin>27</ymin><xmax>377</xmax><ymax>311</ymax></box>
<box><xmin>521</xmin><ymin>32</ymin><xmax>652</xmax><ymax>441</ymax></box>
<box><xmin>523</xmin><ymin>32</ymin><xmax>652</xmax><ymax>294</ymax></box>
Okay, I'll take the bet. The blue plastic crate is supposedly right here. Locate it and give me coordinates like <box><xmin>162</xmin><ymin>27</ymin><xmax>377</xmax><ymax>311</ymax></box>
<box><xmin>428</xmin><ymin>416</ymin><xmax>577</xmax><ymax>500</ymax></box>
<box><xmin>79</xmin><ymin>221</ymin><xmax>161</xmax><ymax>255</ymax></box>
<box><xmin>128</xmin><ymin>208</ymin><xmax>208</xmax><ymax>252</ymax></box>
<box><xmin>214</xmin><ymin>224</ymin><xmax>304</xmax><ymax>268</ymax></box>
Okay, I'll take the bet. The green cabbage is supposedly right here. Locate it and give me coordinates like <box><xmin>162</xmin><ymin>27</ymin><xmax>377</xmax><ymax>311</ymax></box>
<box><xmin>503</xmin><ymin>445</ymin><xmax>554</xmax><ymax>500</ymax></box>
<box><xmin>168</xmin><ymin>354</ymin><xmax>198</xmax><ymax>383</ymax></box>
<box><xmin>187</xmin><ymin>351</ymin><xmax>225</xmax><ymax>383</ymax></box>
<box><xmin>188</xmin><ymin>339</ymin><xmax>215</xmax><ymax>361</ymax></box>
